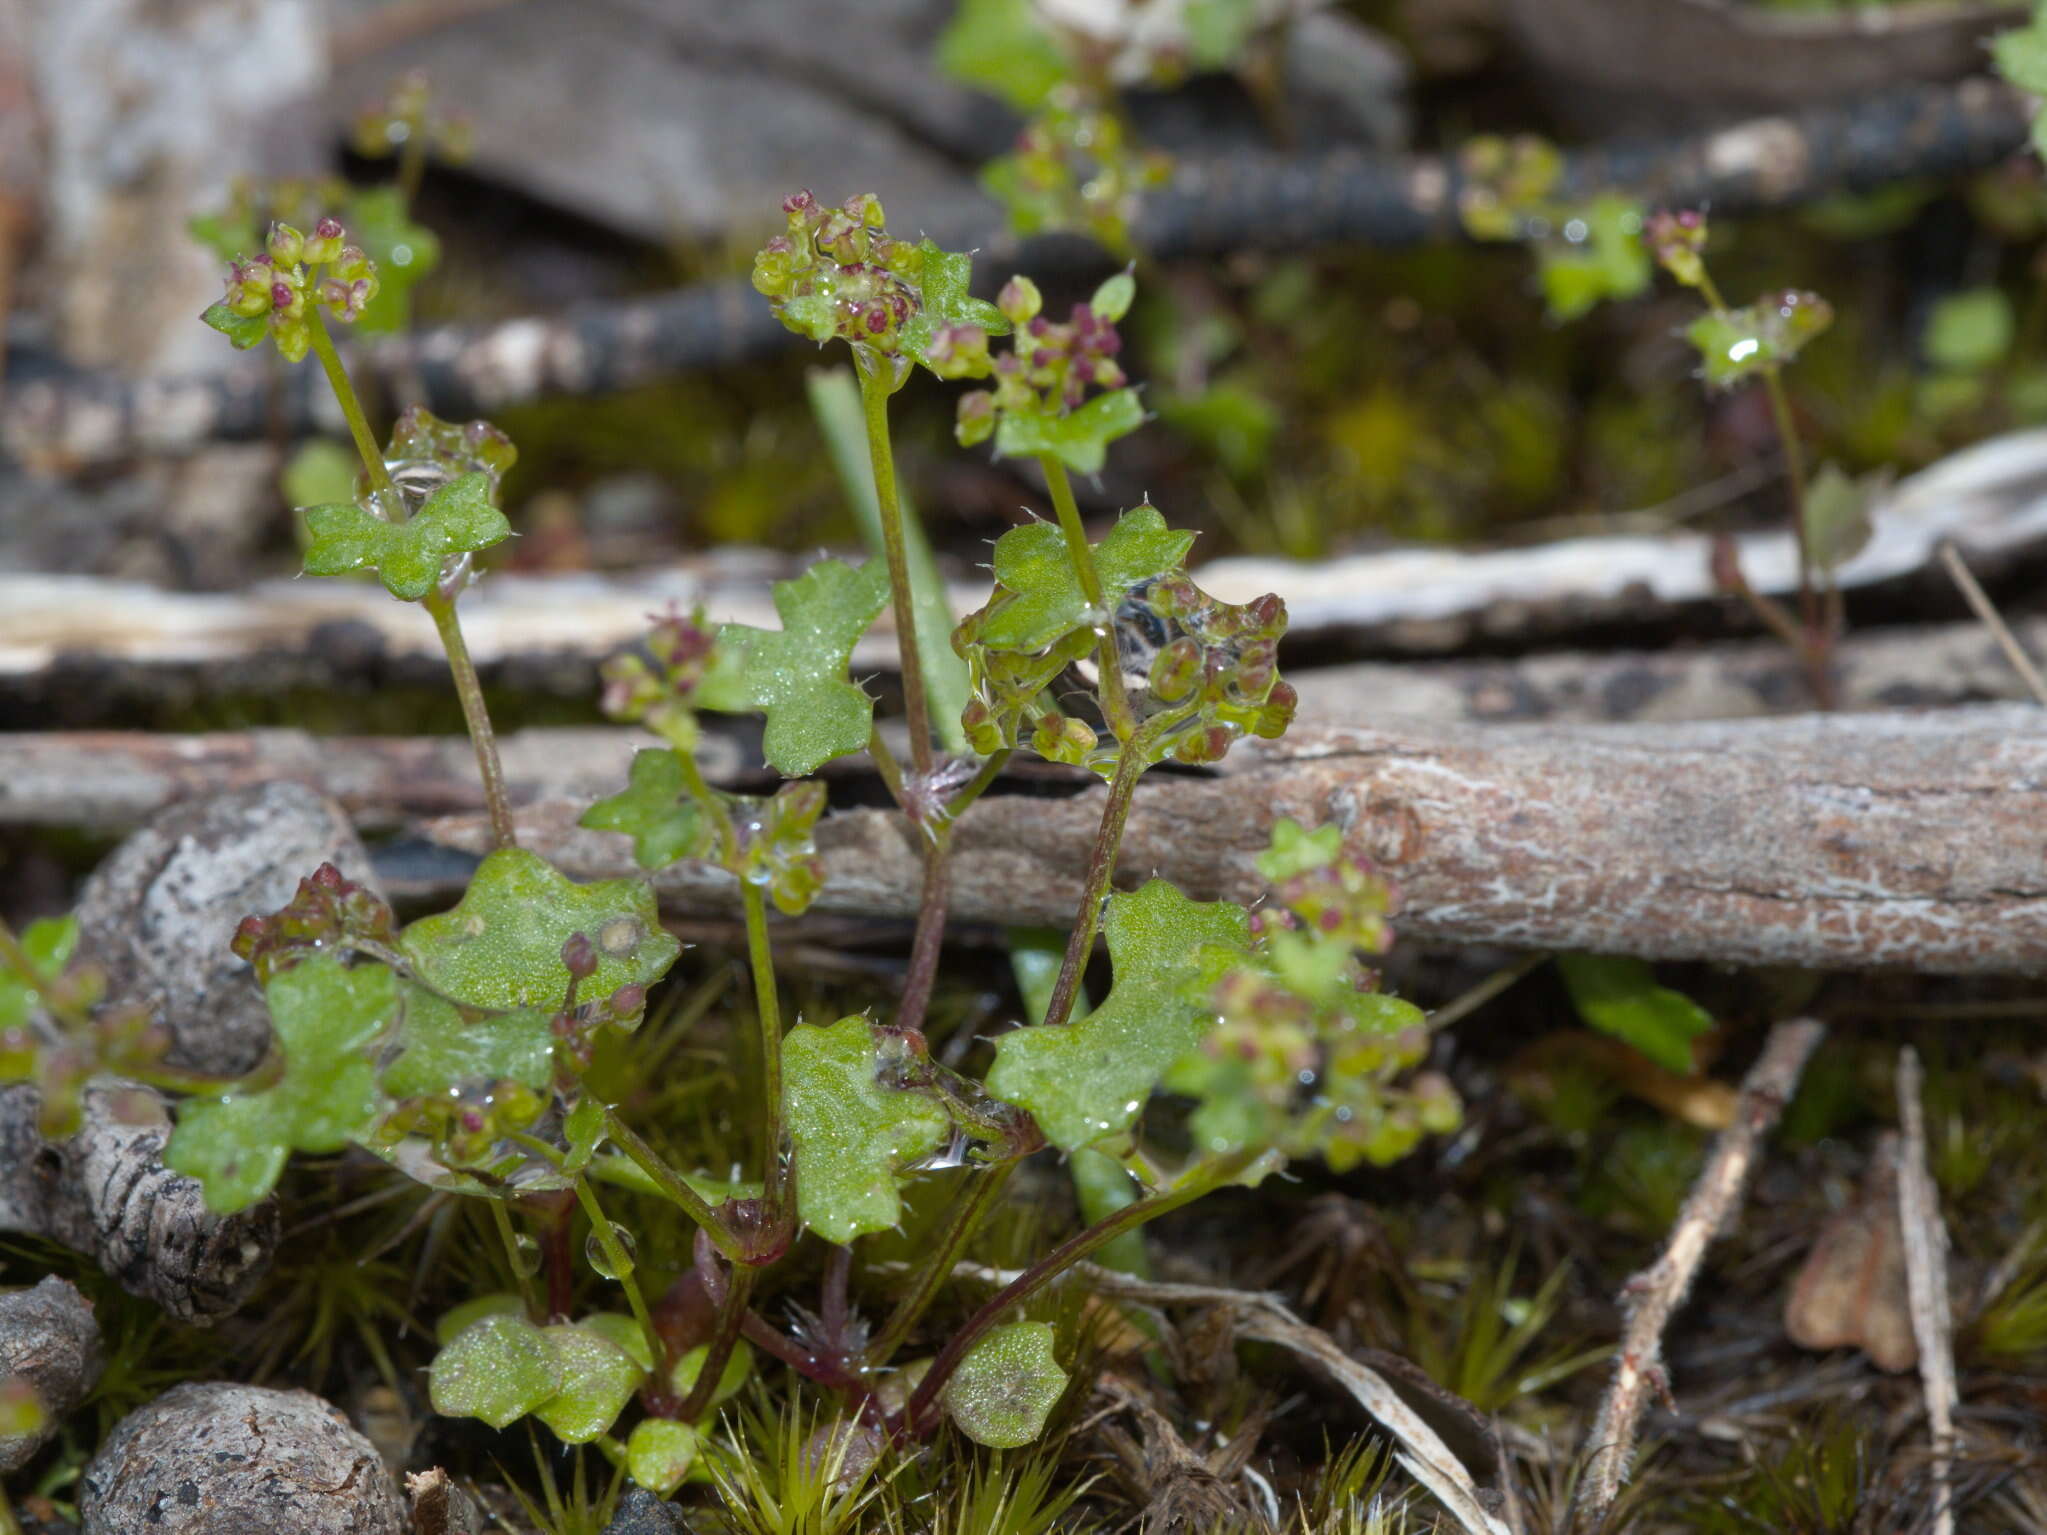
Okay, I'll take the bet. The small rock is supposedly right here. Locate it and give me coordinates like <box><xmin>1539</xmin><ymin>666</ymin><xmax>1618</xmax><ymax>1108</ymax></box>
<box><xmin>80</xmin><ymin>1382</ymin><xmax>404</xmax><ymax>1535</ymax></box>
<box><xmin>0</xmin><ymin>1275</ymin><xmax>103</xmax><ymax>1472</ymax></box>
<box><xmin>73</xmin><ymin>783</ymin><xmax>383</xmax><ymax>1078</ymax></box>
<box><xmin>602</xmin><ymin>1486</ymin><xmax>693</xmax><ymax>1534</ymax></box>
<box><xmin>405</xmin><ymin>1468</ymin><xmax>483</xmax><ymax>1535</ymax></box>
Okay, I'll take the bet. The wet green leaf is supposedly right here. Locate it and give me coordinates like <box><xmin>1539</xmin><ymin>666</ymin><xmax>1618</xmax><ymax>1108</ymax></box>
<box><xmin>668</xmin><ymin>1339</ymin><xmax>752</xmax><ymax>1406</ymax></box>
<box><xmin>901</xmin><ymin>239</ymin><xmax>1008</xmax><ymax>372</ymax></box>
<box><xmin>696</xmin><ymin>558</ymin><xmax>890</xmax><ymax>776</ymax></box>
<box><xmin>1557</xmin><ymin>953</ymin><xmax>1713</xmax><ymax>1075</ymax></box>
<box><xmin>782</xmin><ymin>1016</ymin><xmax>951</xmax><ymax>1242</ymax></box>
<box><xmin>1683</xmin><ymin>291</ymin><xmax>1833</xmax><ymax>390</ymax></box>
<box><xmin>987</xmin><ymin>881</ymin><xmax>1250</xmax><ymax>1151</ymax></box>
<box><xmin>378</xmin><ymin>984</ymin><xmax>555</xmax><ymax>1100</ymax></box>
<box><xmin>994</xmin><ymin>387</ymin><xmax>1147</xmax><ymax>475</ymax></box>
<box><xmin>200</xmin><ymin>302</ymin><xmax>269</xmax><ymax>351</ymax></box>
<box><xmin>1535</xmin><ymin>194</ymin><xmax>1650</xmax><ymax>322</ymax></box>
<box><xmin>579</xmin><ymin>748</ymin><xmax>713</xmax><ymax>870</ymax></box>
<box><xmin>401</xmin><ymin>848</ymin><xmax>679</xmax><ymax>1011</ymax></box>
<box><xmin>531</xmin><ymin>1323</ymin><xmax>644</xmax><ymax>1443</ymax></box>
<box><xmin>627</xmin><ymin>1419</ymin><xmax>700</xmax><ymax>1496</ymax></box>
<box><xmin>434</xmin><ymin>1292</ymin><xmax>527</xmax><ymax>1346</ymax></box>
<box><xmin>975</xmin><ymin>503</ymin><xmax>1193</xmax><ymax>654</ymax></box>
<box><xmin>1801</xmin><ymin>463</ymin><xmax>1889</xmax><ymax>574</ymax></box>
<box><xmin>302</xmin><ymin>471</ymin><xmax>511</xmax><ymax>601</ymax></box>
<box><xmin>165</xmin><ymin>953</ymin><xmax>392</xmax><ymax>1212</ymax></box>
<box><xmin>942</xmin><ymin>1321</ymin><xmax>1066</xmax><ymax>1448</ymax></box>
<box><xmin>429</xmin><ymin>1313</ymin><xmax>561</xmax><ymax>1430</ymax></box>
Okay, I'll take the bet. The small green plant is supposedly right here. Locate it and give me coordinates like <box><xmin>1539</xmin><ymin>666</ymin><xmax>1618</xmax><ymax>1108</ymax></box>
<box><xmin>1458</xmin><ymin>135</ymin><xmax>1653</xmax><ymax>323</ymax></box>
<box><xmin>0</xmin><ymin>184</ymin><xmax>1459</xmax><ymax>1510</ymax></box>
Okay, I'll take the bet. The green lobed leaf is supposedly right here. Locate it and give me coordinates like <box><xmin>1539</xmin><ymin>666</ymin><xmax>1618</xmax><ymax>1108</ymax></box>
<box><xmin>1994</xmin><ymin>12</ymin><xmax>2047</xmax><ymax>99</ymax></box>
<box><xmin>781</xmin><ymin>1016</ymin><xmax>952</xmax><ymax>1243</ymax></box>
<box><xmin>668</xmin><ymin>1339</ymin><xmax>752</xmax><ymax>1406</ymax></box>
<box><xmin>400</xmin><ymin>848</ymin><xmax>679</xmax><ymax>1011</ymax></box>
<box><xmin>342</xmin><ymin>184</ymin><xmax>441</xmax><ymax>335</ymax></box>
<box><xmin>531</xmin><ymin>1323</ymin><xmax>645</xmax><ymax>1443</ymax></box>
<box><xmin>936</xmin><ymin>0</ymin><xmax>1073</xmax><ymax>112</ymax></box>
<box><xmin>0</xmin><ymin>916</ymin><xmax>79</xmax><ymax>1032</ymax></box>
<box><xmin>1556</xmin><ymin>953</ymin><xmax>1713</xmax><ymax>1075</ymax></box>
<box><xmin>435</xmin><ymin>1292</ymin><xmax>527</xmax><ymax>1346</ymax></box>
<box><xmin>941</xmin><ymin>1321</ymin><xmax>1067</xmax><ymax>1448</ymax></box>
<box><xmin>165</xmin><ymin>953</ymin><xmax>393</xmax><ymax>1212</ymax></box>
<box><xmin>378</xmin><ymin>984</ymin><xmax>556</xmax><ymax>1100</ymax></box>
<box><xmin>1535</xmin><ymin>194</ymin><xmax>1651</xmax><ymax>323</ymax></box>
<box><xmin>901</xmin><ymin>239</ymin><xmax>1009</xmax><ymax>373</ymax></box>
<box><xmin>301</xmin><ymin>470</ymin><xmax>511</xmax><ymax>601</ymax></box>
<box><xmin>429</xmin><ymin>1313</ymin><xmax>562</xmax><ymax>1430</ymax></box>
<box><xmin>1682</xmin><ymin>292</ymin><xmax>1833</xmax><ymax>390</ymax></box>
<box><xmin>1800</xmin><ymin>462</ymin><xmax>1889</xmax><ymax>574</ymax></box>
<box><xmin>976</xmin><ymin>503</ymin><xmax>1194</xmax><ymax>654</ymax></box>
<box><xmin>987</xmin><ymin>880</ymin><xmax>1250</xmax><ymax>1151</ymax></box>
<box><xmin>695</xmin><ymin>558</ymin><xmax>891</xmax><ymax>776</ymax></box>
<box><xmin>627</xmin><ymin>1419</ymin><xmax>701</xmax><ymax>1497</ymax></box>
<box><xmin>579</xmin><ymin>748</ymin><xmax>713</xmax><ymax>870</ymax></box>
<box><xmin>201</xmin><ymin>302</ymin><xmax>270</xmax><ymax>351</ymax></box>
<box><xmin>992</xmin><ymin>387</ymin><xmax>1147</xmax><ymax>475</ymax></box>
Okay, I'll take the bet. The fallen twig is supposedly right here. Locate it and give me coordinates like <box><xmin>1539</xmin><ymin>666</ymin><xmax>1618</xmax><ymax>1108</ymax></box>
<box><xmin>1940</xmin><ymin>540</ymin><xmax>2047</xmax><ymax>707</ymax></box>
<box><xmin>10</xmin><ymin>704</ymin><xmax>2046</xmax><ymax>971</ymax></box>
<box><xmin>1577</xmin><ymin>1017</ymin><xmax>1827</xmax><ymax>1524</ymax></box>
<box><xmin>5</xmin><ymin>82</ymin><xmax>2024</xmax><ymax>466</ymax></box>
<box><xmin>1896</xmin><ymin>1047</ymin><xmax>1959</xmax><ymax>1535</ymax></box>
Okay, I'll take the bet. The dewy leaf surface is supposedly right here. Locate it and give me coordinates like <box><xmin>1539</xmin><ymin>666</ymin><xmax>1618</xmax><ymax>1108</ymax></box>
<box><xmin>695</xmin><ymin>558</ymin><xmax>890</xmax><ymax>776</ymax></box>
<box><xmin>378</xmin><ymin>984</ymin><xmax>555</xmax><ymax>1100</ymax></box>
<box><xmin>901</xmin><ymin>238</ymin><xmax>1009</xmax><ymax>370</ymax></box>
<box><xmin>987</xmin><ymin>880</ymin><xmax>1249</xmax><ymax>1151</ymax></box>
<box><xmin>301</xmin><ymin>470</ymin><xmax>511</xmax><ymax>601</ymax></box>
<box><xmin>0</xmin><ymin>916</ymin><xmax>78</xmax><ymax>1032</ymax></box>
<box><xmin>530</xmin><ymin>1323</ymin><xmax>644</xmax><ymax>1443</ymax></box>
<box><xmin>165</xmin><ymin>953</ymin><xmax>393</xmax><ymax>1212</ymax></box>
<box><xmin>782</xmin><ymin>1016</ymin><xmax>951</xmax><ymax>1243</ymax></box>
<box><xmin>428</xmin><ymin>1313</ymin><xmax>562</xmax><ymax>1430</ymax></box>
<box><xmin>977</xmin><ymin>503</ymin><xmax>1193</xmax><ymax>653</ymax></box>
<box><xmin>942</xmin><ymin>1321</ymin><xmax>1067</xmax><ymax>1448</ymax></box>
<box><xmin>579</xmin><ymin>748</ymin><xmax>712</xmax><ymax>870</ymax></box>
<box><xmin>400</xmin><ymin>848</ymin><xmax>679</xmax><ymax>1011</ymax></box>
<box><xmin>992</xmin><ymin>386</ymin><xmax>1146</xmax><ymax>475</ymax></box>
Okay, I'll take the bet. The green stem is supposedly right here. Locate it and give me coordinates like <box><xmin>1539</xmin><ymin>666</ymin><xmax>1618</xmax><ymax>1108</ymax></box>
<box><xmin>867</xmin><ymin>724</ymin><xmax>906</xmax><ymax>808</ymax></box>
<box><xmin>305</xmin><ymin>308</ymin><xmax>398</xmax><ymax>514</ymax></box>
<box><xmin>855</xmin><ymin>351</ymin><xmax>933</xmax><ymax>778</ymax></box>
<box><xmin>679</xmin><ymin>1263</ymin><xmax>755</xmax><ymax>1423</ymax></box>
<box><xmin>573</xmin><ymin>1176</ymin><xmax>662</xmax><ymax>1373</ymax></box>
<box><xmin>0</xmin><ymin>916</ymin><xmax>88</xmax><ymax>1033</ymax></box>
<box><xmin>742</xmin><ymin>882</ymin><xmax>786</xmax><ymax>1209</ymax></box>
<box><xmin>1041</xmin><ymin>744</ymin><xmax>1148</xmax><ymax>1032</ymax></box>
<box><xmin>866</xmin><ymin>1160</ymin><xmax>1018</xmax><ymax>1369</ymax></box>
<box><xmin>488</xmin><ymin>1199</ymin><xmax>540</xmax><ymax>1319</ymax></box>
<box><xmin>1040</xmin><ymin>456</ymin><xmax>1135</xmax><ymax>739</ymax></box>
<box><xmin>397</xmin><ymin>115</ymin><xmax>431</xmax><ymax>209</ymax></box>
<box><xmin>602</xmin><ymin>1109</ymin><xmax>745</xmax><ymax>1264</ymax></box>
<box><xmin>424</xmin><ymin>589</ymin><xmax>517</xmax><ymax>848</ymax></box>
<box><xmin>901</xmin><ymin>1148</ymin><xmax>1258</xmax><ymax>1437</ymax></box>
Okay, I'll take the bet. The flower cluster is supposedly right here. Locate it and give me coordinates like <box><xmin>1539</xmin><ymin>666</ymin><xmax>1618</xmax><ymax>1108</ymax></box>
<box><xmin>350</xmin><ymin>69</ymin><xmax>473</xmax><ymax>164</ymax></box>
<box><xmin>599</xmin><ymin>606</ymin><xmax>721</xmax><ymax>754</ymax></box>
<box><xmin>1112</xmin><ymin>574</ymin><xmax>1298</xmax><ymax>767</ymax></box>
<box><xmin>1643</xmin><ymin>208</ymin><xmax>1708</xmax><ymax>289</ymax></box>
<box><xmin>230</xmin><ymin>862</ymin><xmax>400</xmax><ymax>985</ymax></box>
<box><xmin>205</xmin><ymin>218</ymin><xmax>379</xmax><ymax>362</ymax></box>
<box><xmin>751</xmin><ymin>191</ymin><xmax>927</xmax><ymax>352</ymax></box>
<box><xmin>981</xmin><ymin>89</ymin><xmax>1169</xmax><ymax>259</ymax></box>
<box><xmin>953</xmin><ymin>275</ymin><xmax>1129</xmax><ymax>445</ymax></box>
<box><xmin>1166</xmin><ymin>820</ymin><xmax>1459</xmax><ymax>1172</ymax></box>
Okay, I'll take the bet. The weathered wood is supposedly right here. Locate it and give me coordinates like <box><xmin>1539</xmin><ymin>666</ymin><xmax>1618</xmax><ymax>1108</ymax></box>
<box><xmin>5</xmin><ymin>81</ymin><xmax>2025</xmax><ymax>466</ymax></box>
<box><xmin>7</xmin><ymin>424</ymin><xmax>2047</xmax><ymax>724</ymax></box>
<box><xmin>407</xmin><ymin>706</ymin><xmax>2043</xmax><ymax>975</ymax></box>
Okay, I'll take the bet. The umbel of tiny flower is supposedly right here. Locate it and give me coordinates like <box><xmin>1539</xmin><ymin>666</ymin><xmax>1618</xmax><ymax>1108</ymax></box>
<box><xmin>954</xmin><ymin>274</ymin><xmax>1130</xmax><ymax>446</ymax></box>
<box><xmin>752</xmin><ymin>191</ymin><xmax>926</xmax><ymax>352</ymax></box>
<box><xmin>203</xmin><ymin>218</ymin><xmax>379</xmax><ymax>363</ymax></box>
<box><xmin>1644</xmin><ymin>208</ymin><xmax>1708</xmax><ymax>289</ymax></box>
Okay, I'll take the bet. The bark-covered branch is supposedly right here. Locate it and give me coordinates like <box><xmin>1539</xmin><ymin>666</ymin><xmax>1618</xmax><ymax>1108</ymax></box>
<box><xmin>409</xmin><ymin>705</ymin><xmax>2046</xmax><ymax>974</ymax></box>
<box><xmin>5</xmin><ymin>81</ymin><xmax>2025</xmax><ymax>467</ymax></box>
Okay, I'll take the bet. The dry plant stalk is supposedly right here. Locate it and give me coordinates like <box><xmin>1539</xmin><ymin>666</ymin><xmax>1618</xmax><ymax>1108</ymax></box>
<box><xmin>1578</xmin><ymin>1016</ymin><xmax>1827</xmax><ymax>1523</ymax></box>
<box><xmin>1896</xmin><ymin>1047</ymin><xmax>1958</xmax><ymax>1535</ymax></box>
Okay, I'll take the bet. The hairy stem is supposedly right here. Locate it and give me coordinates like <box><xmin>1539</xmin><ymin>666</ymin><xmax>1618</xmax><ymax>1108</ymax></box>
<box><xmin>866</xmin><ymin>1160</ymin><xmax>1018</xmax><ymax>1368</ymax></box>
<box><xmin>602</xmin><ymin>1109</ymin><xmax>746</xmax><ymax>1264</ymax></box>
<box><xmin>679</xmin><ymin>1262</ymin><xmax>755</xmax><ymax>1423</ymax></box>
<box><xmin>901</xmin><ymin>1148</ymin><xmax>1258</xmax><ymax>1436</ymax></box>
<box><xmin>1040</xmin><ymin>456</ymin><xmax>1134</xmax><ymax>739</ymax></box>
<box><xmin>424</xmin><ymin>589</ymin><xmax>517</xmax><ymax>848</ymax></box>
<box><xmin>896</xmin><ymin>832</ymin><xmax>951</xmax><ymax>1036</ymax></box>
<box><xmin>574</xmin><ymin>1176</ymin><xmax>662</xmax><ymax>1371</ymax></box>
<box><xmin>855</xmin><ymin>351</ymin><xmax>933</xmax><ymax>778</ymax></box>
<box><xmin>742</xmin><ymin>881</ymin><xmax>786</xmax><ymax>1209</ymax></box>
<box><xmin>1041</xmin><ymin>745</ymin><xmax>1147</xmax><ymax>1031</ymax></box>
<box><xmin>305</xmin><ymin>308</ymin><xmax>398</xmax><ymax>513</ymax></box>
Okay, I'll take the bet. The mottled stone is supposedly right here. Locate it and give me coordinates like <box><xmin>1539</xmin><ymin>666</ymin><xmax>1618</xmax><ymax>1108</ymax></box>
<box><xmin>81</xmin><ymin>1383</ymin><xmax>403</xmax><ymax>1535</ymax></box>
<box><xmin>0</xmin><ymin>1276</ymin><xmax>103</xmax><ymax>1471</ymax></box>
<box><xmin>73</xmin><ymin>782</ymin><xmax>382</xmax><ymax>1077</ymax></box>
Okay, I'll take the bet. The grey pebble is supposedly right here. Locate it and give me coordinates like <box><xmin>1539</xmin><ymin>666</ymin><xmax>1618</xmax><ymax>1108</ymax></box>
<box><xmin>80</xmin><ymin>1382</ymin><xmax>404</xmax><ymax>1535</ymax></box>
<box><xmin>0</xmin><ymin>1275</ymin><xmax>103</xmax><ymax>1472</ymax></box>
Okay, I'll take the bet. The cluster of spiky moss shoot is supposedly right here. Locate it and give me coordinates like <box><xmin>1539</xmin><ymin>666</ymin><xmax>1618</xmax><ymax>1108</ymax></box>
<box><xmin>750</xmin><ymin>190</ymin><xmax>926</xmax><ymax>351</ymax></box>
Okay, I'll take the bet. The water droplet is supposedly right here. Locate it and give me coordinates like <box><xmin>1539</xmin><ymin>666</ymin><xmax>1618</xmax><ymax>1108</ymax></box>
<box><xmin>511</xmin><ymin>1231</ymin><xmax>543</xmax><ymax>1277</ymax></box>
<box><xmin>586</xmin><ymin>1222</ymin><xmax>638</xmax><ymax>1280</ymax></box>
<box><xmin>1562</xmin><ymin>218</ymin><xmax>1588</xmax><ymax>244</ymax></box>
